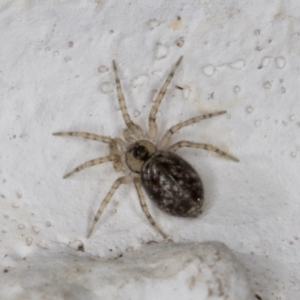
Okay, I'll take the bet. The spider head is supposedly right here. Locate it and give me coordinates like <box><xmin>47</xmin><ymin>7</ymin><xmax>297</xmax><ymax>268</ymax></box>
<box><xmin>126</xmin><ymin>140</ymin><xmax>156</xmax><ymax>173</ymax></box>
<box><xmin>132</xmin><ymin>144</ymin><xmax>149</xmax><ymax>161</ymax></box>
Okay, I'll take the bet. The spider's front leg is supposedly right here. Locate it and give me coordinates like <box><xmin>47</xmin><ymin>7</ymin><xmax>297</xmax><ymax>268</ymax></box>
<box><xmin>113</xmin><ymin>61</ymin><xmax>144</xmax><ymax>141</ymax></box>
<box><xmin>53</xmin><ymin>131</ymin><xmax>112</xmax><ymax>143</ymax></box>
<box><xmin>148</xmin><ymin>56</ymin><xmax>183</xmax><ymax>143</ymax></box>
<box><xmin>53</xmin><ymin>131</ymin><xmax>126</xmax><ymax>176</ymax></box>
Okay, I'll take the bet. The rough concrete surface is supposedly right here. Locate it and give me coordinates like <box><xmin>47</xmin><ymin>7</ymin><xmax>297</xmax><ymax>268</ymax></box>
<box><xmin>0</xmin><ymin>1</ymin><xmax>299</xmax><ymax>299</ymax></box>
<box><xmin>0</xmin><ymin>241</ymin><xmax>256</xmax><ymax>300</ymax></box>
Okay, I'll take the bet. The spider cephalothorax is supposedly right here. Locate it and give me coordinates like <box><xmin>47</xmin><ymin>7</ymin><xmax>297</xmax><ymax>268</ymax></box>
<box><xmin>126</xmin><ymin>140</ymin><xmax>156</xmax><ymax>173</ymax></box>
<box><xmin>53</xmin><ymin>56</ymin><xmax>238</xmax><ymax>238</ymax></box>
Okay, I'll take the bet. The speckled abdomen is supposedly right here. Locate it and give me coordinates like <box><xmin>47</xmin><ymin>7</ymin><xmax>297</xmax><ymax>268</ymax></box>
<box><xmin>141</xmin><ymin>151</ymin><xmax>204</xmax><ymax>217</ymax></box>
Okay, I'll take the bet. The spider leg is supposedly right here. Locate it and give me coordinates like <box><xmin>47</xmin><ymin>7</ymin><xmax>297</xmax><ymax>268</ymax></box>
<box><xmin>53</xmin><ymin>131</ymin><xmax>112</xmax><ymax>143</ymax></box>
<box><xmin>63</xmin><ymin>155</ymin><xmax>118</xmax><ymax>179</ymax></box>
<box><xmin>148</xmin><ymin>56</ymin><xmax>183</xmax><ymax>142</ymax></box>
<box><xmin>108</xmin><ymin>139</ymin><xmax>125</xmax><ymax>172</ymax></box>
<box><xmin>168</xmin><ymin>141</ymin><xmax>239</xmax><ymax>162</ymax></box>
<box><xmin>53</xmin><ymin>132</ymin><xmax>126</xmax><ymax>172</ymax></box>
<box><xmin>133</xmin><ymin>178</ymin><xmax>167</xmax><ymax>238</ymax></box>
<box><xmin>123</xmin><ymin>128</ymin><xmax>138</xmax><ymax>143</ymax></box>
<box><xmin>158</xmin><ymin>111</ymin><xmax>227</xmax><ymax>149</ymax></box>
<box><xmin>113</xmin><ymin>60</ymin><xmax>144</xmax><ymax>140</ymax></box>
<box><xmin>87</xmin><ymin>175</ymin><xmax>132</xmax><ymax>238</ymax></box>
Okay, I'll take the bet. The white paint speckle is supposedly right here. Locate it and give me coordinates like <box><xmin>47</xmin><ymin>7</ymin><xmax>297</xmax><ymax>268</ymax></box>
<box><xmin>133</xmin><ymin>74</ymin><xmax>149</xmax><ymax>88</ymax></box>
<box><xmin>101</xmin><ymin>82</ymin><xmax>113</xmax><ymax>94</ymax></box>
<box><xmin>26</xmin><ymin>237</ymin><xmax>33</xmax><ymax>246</ymax></box>
<box><xmin>259</xmin><ymin>57</ymin><xmax>271</xmax><ymax>69</ymax></box>
<box><xmin>98</xmin><ymin>65</ymin><xmax>109</xmax><ymax>73</ymax></box>
<box><xmin>202</xmin><ymin>65</ymin><xmax>215</xmax><ymax>77</ymax></box>
<box><xmin>53</xmin><ymin>51</ymin><xmax>59</xmax><ymax>56</ymax></box>
<box><xmin>155</xmin><ymin>43</ymin><xmax>168</xmax><ymax>60</ymax></box>
<box><xmin>38</xmin><ymin>239</ymin><xmax>49</xmax><ymax>249</ymax></box>
<box><xmin>275</xmin><ymin>56</ymin><xmax>286</xmax><ymax>69</ymax></box>
<box><xmin>255</xmin><ymin>120</ymin><xmax>262</xmax><ymax>127</ymax></box>
<box><xmin>148</xmin><ymin>19</ymin><xmax>160</xmax><ymax>30</ymax></box>
<box><xmin>126</xmin><ymin>246</ymin><xmax>136</xmax><ymax>252</ymax></box>
<box><xmin>254</xmin><ymin>29</ymin><xmax>261</xmax><ymax>36</ymax></box>
<box><xmin>289</xmin><ymin>115</ymin><xmax>295</xmax><ymax>121</ymax></box>
<box><xmin>228</xmin><ymin>59</ymin><xmax>245</xmax><ymax>69</ymax></box>
<box><xmin>69</xmin><ymin>239</ymin><xmax>84</xmax><ymax>251</ymax></box>
<box><xmin>263</xmin><ymin>81</ymin><xmax>272</xmax><ymax>89</ymax></box>
<box><xmin>18</xmin><ymin>224</ymin><xmax>25</xmax><ymax>229</ymax></box>
<box><xmin>182</xmin><ymin>86</ymin><xmax>191</xmax><ymax>99</ymax></box>
<box><xmin>32</xmin><ymin>226</ymin><xmax>41</xmax><ymax>234</ymax></box>
<box><xmin>134</xmin><ymin>110</ymin><xmax>141</xmax><ymax>117</ymax></box>
<box><xmin>233</xmin><ymin>85</ymin><xmax>240</xmax><ymax>93</ymax></box>
<box><xmin>246</xmin><ymin>106</ymin><xmax>253</xmax><ymax>113</ymax></box>
<box><xmin>175</xmin><ymin>37</ymin><xmax>185</xmax><ymax>47</ymax></box>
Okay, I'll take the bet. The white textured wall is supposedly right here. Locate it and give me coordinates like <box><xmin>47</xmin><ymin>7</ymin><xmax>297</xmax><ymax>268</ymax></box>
<box><xmin>0</xmin><ymin>1</ymin><xmax>299</xmax><ymax>299</ymax></box>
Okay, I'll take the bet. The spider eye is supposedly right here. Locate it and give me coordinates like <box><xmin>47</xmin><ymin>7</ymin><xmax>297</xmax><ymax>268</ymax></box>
<box><xmin>132</xmin><ymin>145</ymin><xmax>149</xmax><ymax>161</ymax></box>
<box><xmin>126</xmin><ymin>140</ymin><xmax>157</xmax><ymax>173</ymax></box>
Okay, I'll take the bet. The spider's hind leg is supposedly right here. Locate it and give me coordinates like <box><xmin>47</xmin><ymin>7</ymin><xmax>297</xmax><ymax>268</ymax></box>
<box><xmin>158</xmin><ymin>111</ymin><xmax>227</xmax><ymax>149</ymax></box>
<box><xmin>133</xmin><ymin>178</ymin><xmax>167</xmax><ymax>239</ymax></box>
<box><xmin>168</xmin><ymin>141</ymin><xmax>239</xmax><ymax>162</ymax></box>
<box><xmin>87</xmin><ymin>175</ymin><xmax>132</xmax><ymax>238</ymax></box>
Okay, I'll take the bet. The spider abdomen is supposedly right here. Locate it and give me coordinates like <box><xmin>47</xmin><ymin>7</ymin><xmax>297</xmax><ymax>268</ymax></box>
<box><xmin>141</xmin><ymin>151</ymin><xmax>204</xmax><ymax>217</ymax></box>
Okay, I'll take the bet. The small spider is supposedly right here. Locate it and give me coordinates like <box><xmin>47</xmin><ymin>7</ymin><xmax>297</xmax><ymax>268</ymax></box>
<box><xmin>53</xmin><ymin>56</ymin><xmax>238</xmax><ymax>239</ymax></box>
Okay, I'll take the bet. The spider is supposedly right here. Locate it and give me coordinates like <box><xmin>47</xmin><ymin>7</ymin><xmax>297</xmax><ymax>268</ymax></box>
<box><xmin>53</xmin><ymin>56</ymin><xmax>238</xmax><ymax>239</ymax></box>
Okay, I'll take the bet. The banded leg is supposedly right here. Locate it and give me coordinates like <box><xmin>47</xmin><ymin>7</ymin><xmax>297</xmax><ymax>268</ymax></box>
<box><xmin>53</xmin><ymin>131</ymin><xmax>112</xmax><ymax>143</ymax></box>
<box><xmin>168</xmin><ymin>141</ymin><xmax>239</xmax><ymax>162</ymax></box>
<box><xmin>133</xmin><ymin>178</ymin><xmax>167</xmax><ymax>238</ymax></box>
<box><xmin>113</xmin><ymin>61</ymin><xmax>143</xmax><ymax>140</ymax></box>
<box><xmin>63</xmin><ymin>155</ymin><xmax>118</xmax><ymax>179</ymax></box>
<box><xmin>109</xmin><ymin>139</ymin><xmax>125</xmax><ymax>172</ymax></box>
<box><xmin>158</xmin><ymin>111</ymin><xmax>227</xmax><ymax>149</ymax></box>
<box><xmin>87</xmin><ymin>175</ymin><xmax>132</xmax><ymax>238</ymax></box>
<box><xmin>123</xmin><ymin>128</ymin><xmax>137</xmax><ymax>143</ymax></box>
<box><xmin>148</xmin><ymin>56</ymin><xmax>183</xmax><ymax>142</ymax></box>
<box><xmin>54</xmin><ymin>132</ymin><xmax>126</xmax><ymax>175</ymax></box>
